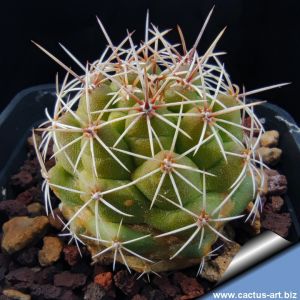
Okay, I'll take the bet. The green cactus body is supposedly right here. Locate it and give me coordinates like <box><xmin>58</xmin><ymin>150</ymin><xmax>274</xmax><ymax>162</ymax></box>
<box><xmin>33</xmin><ymin>12</ymin><xmax>269</xmax><ymax>274</ymax></box>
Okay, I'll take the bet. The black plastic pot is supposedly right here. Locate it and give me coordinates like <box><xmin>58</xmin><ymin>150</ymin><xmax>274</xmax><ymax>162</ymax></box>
<box><xmin>0</xmin><ymin>85</ymin><xmax>300</xmax><ymax>283</ymax></box>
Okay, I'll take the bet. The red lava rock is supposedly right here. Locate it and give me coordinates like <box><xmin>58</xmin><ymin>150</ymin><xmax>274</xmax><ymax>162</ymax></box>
<box><xmin>94</xmin><ymin>272</ymin><xmax>113</xmax><ymax>290</ymax></box>
<box><xmin>114</xmin><ymin>270</ymin><xmax>142</xmax><ymax>296</ymax></box>
<box><xmin>16</xmin><ymin>187</ymin><xmax>40</xmax><ymax>205</ymax></box>
<box><xmin>262</xmin><ymin>211</ymin><xmax>292</xmax><ymax>237</ymax></box>
<box><xmin>0</xmin><ymin>199</ymin><xmax>27</xmax><ymax>218</ymax></box>
<box><xmin>268</xmin><ymin>174</ymin><xmax>287</xmax><ymax>195</ymax></box>
<box><xmin>11</xmin><ymin>170</ymin><xmax>33</xmax><ymax>189</ymax></box>
<box><xmin>173</xmin><ymin>272</ymin><xmax>205</xmax><ymax>299</ymax></box>
<box><xmin>54</xmin><ymin>271</ymin><xmax>87</xmax><ymax>289</ymax></box>
<box><xmin>153</xmin><ymin>275</ymin><xmax>180</xmax><ymax>298</ymax></box>
<box><xmin>30</xmin><ymin>284</ymin><xmax>63</xmax><ymax>299</ymax></box>
<box><xmin>5</xmin><ymin>267</ymin><xmax>35</xmax><ymax>284</ymax></box>
<box><xmin>15</xmin><ymin>246</ymin><xmax>39</xmax><ymax>267</ymax></box>
<box><xmin>63</xmin><ymin>245</ymin><xmax>80</xmax><ymax>266</ymax></box>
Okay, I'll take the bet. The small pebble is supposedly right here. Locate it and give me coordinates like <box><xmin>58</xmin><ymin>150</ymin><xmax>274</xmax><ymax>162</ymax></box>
<box><xmin>260</xmin><ymin>130</ymin><xmax>279</xmax><ymax>147</ymax></box>
<box><xmin>256</xmin><ymin>147</ymin><xmax>282</xmax><ymax>166</ymax></box>
<box><xmin>3</xmin><ymin>289</ymin><xmax>31</xmax><ymax>300</ymax></box>
<box><xmin>201</xmin><ymin>242</ymin><xmax>241</xmax><ymax>282</ymax></box>
<box><xmin>244</xmin><ymin>202</ymin><xmax>261</xmax><ymax>235</ymax></box>
<box><xmin>27</xmin><ymin>202</ymin><xmax>44</xmax><ymax>217</ymax></box>
<box><xmin>38</xmin><ymin>236</ymin><xmax>63</xmax><ymax>266</ymax></box>
<box><xmin>1</xmin><ymin>216</ymin><xmax>49</xmax><ymax>254</ymax></box>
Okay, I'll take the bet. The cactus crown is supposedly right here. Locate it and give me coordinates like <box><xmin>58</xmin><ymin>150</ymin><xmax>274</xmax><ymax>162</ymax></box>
<box><xmin>33</xmin><ymin>9</ymin><xmax>287</xmax><ymax>275</ymax></box>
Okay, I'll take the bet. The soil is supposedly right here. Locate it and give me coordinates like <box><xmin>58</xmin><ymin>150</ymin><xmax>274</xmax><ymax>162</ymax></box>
<box><xmin>0</xmin><ymin>135</ymin><xmax>292</xmax><ymax>300</ymax></box>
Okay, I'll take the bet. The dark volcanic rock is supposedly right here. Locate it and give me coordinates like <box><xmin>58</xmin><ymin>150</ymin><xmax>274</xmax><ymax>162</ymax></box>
<box><xmin>63</xmin><ymin>245</ymin><xmax>80</xmax><ymax>266</ymax></box>
<box><xmin>54</xmin><ymin>271</ymin><xmax>87</xmax><ymax>289</ymax></box>
<box><xmin>15</xmin><ymin>247</ymin><xmax>39</xmax><ymax>267</ymax></box>
<box><xmin>16</xmin><ymin>187</ymin><xmax>41</xmax><ymax>205</ymax></box>
<box><xmin>30</xmin><ymin>284</ymin><xmax>63</xmax><ymax>299</ymax></box>
<box><xmin>11</xmin><ymin>170</ymin><xmax>34</xmax><ymax>189</ymax></box>
<box><xmin>132</xmin><ymin>295</ymin><xmax>148</xmax><ymax>300</ymax></box>
<box><xmin>114</xmin><ymin>270</ymin><xmax>142</xmax><ymax>296</ymax></box>
<box><xmin>0</xmin><ymin>199</ymin><xmax>27</xmax><ymax>218</ymax></box>
<box><xmin>34</xmin><ymin>266</ymin><xmax>58</xmax><ymax>285</ymax></box>
<box><xmin>153</xmin><ymin>275</ymin><xmax>180</xmax><ymax>298</ymax></box>
<box><xmin>60</xmin><ymin>289</ymin><xmax>80</xmax><ymax>300</ymax></box>
<box><xmin>173</xmin><ymin>272</ymin><xmax>205</xmax><ymax>299</ymax></box>
<box><xmin>267</xmin><ymin>173</ymin><xmax>287</xmax><ymax>195</ymax></box>
<box><xmin>0</xmin><ymin>253</ymin><xmax>10</xmax><ymax>281</ymax></box>
<box><xmin>140</xmin><ymin>286</ymin><xmax>166</xmax><ymax>300</ymax></box>
<box><xmin>262</xmin><ymin>211</ymin><xmax>292</xmax><ymax>237</ymax></box>
<box><xmin>84</xmin><ymin>283</ymin><xmax>108</xmax><ymax>300</ymax></box>
<box><xmin>6</xmin><ymin>267</ymin><xmax>35</xmax><ymax>284</ymax></box>
<box><xmin>271</xmin><ymin>196</ymin><xmax>285</xmax><ymax>212</ymax></box>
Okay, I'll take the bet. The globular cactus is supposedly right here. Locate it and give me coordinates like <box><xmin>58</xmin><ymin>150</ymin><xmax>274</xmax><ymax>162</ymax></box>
<box><xmin>33</xmin><ymin>10</ymin><xmax>287</xmax><ymax>275</ymax></box>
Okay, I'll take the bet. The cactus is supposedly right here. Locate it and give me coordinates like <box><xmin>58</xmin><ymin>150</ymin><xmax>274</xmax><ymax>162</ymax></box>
<box><xmin>33</xmin><ymin>9</ymin><xmax>288</xmax><ymax>275</ymax></box>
